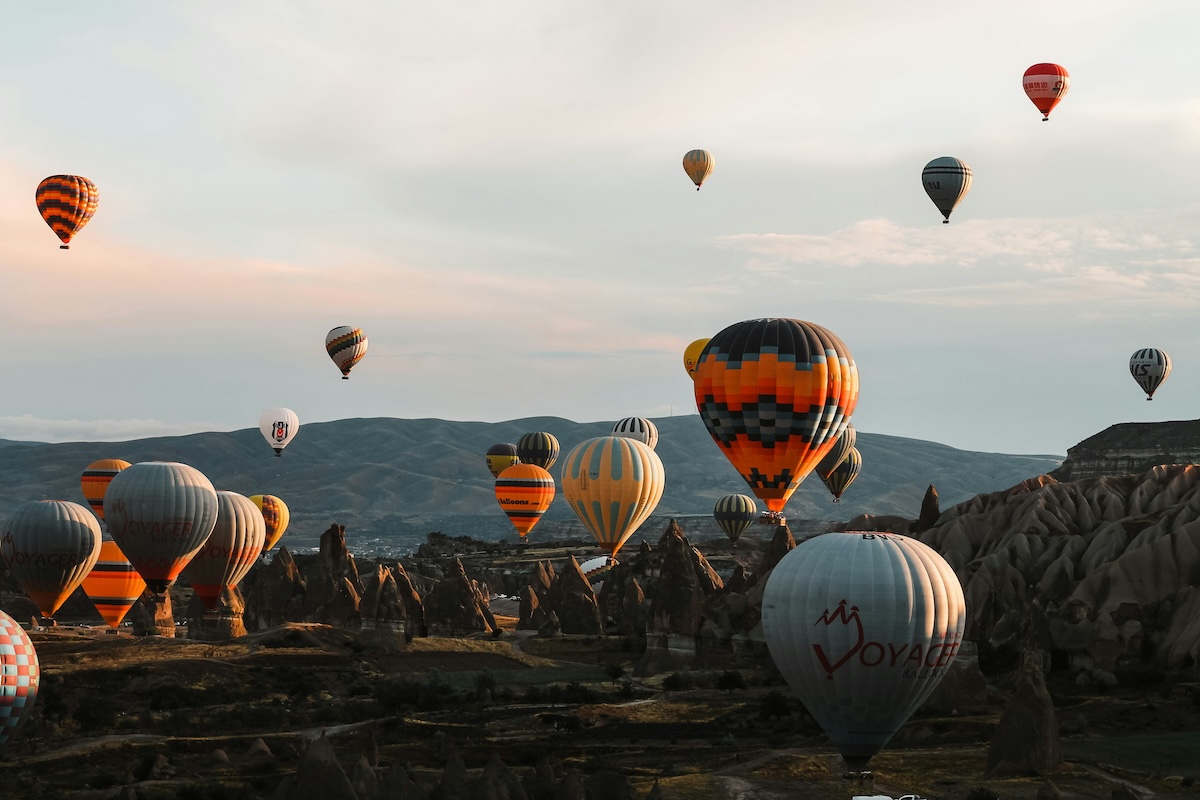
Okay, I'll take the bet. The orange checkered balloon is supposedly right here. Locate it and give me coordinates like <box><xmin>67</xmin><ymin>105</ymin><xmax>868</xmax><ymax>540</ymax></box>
<box><xmin>692</xmin><ymin>318</ymin><xmax>858</xmax><ymax>513</ymax></box>
<box><xmin>36</xmin><ymin>175</ymin><xmax>98</xmax><ymax>249</ymax></box>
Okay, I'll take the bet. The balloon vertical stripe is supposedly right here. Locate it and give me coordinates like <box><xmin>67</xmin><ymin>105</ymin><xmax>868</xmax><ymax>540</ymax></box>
<box><xmin>36</xmin><ymin>175</ymin><xmax>98</xmax><ymax>248</ymax></box>
<box><xmin>561</xmin><ymin>436</ymin><xmax>664</xmax><ymax>557</ymax></box>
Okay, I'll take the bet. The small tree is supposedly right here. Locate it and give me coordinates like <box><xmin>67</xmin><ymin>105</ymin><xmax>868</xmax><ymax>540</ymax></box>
<box><xmin>606</xmin><ymin>664</ymin><xmax>627</xmax><ymax>686</ymax></box>
<box><xmin>716</xmin><ymin>670</ymin><xmax>746</xmax><ymax>694</ymax></box>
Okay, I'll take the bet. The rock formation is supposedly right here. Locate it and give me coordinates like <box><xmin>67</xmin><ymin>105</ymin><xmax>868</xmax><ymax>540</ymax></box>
<box><xmin>1052</xmin><ymin>419</ymin><xmax>1200</xmax><ymax>481</ymax></box>
<box><xmin>186</xmin><ymin>586</ymin><xmax>248</xmax><ymax>641</ymax></box>
<box><xmin>541</xmin><ymin>557</ymin><xmax>603</xmax><ymax>635</ymax></box>
<box><xmin>270</xmin><ymin>733</ymin><xmax>359</xmax><ymax>800</ymax></box>
<box><xmin>243</xmin><ymin>547</ymin><xmax>307</xmax><ymax>630</ymax></box>
<box><xmin>986</xmin><ymin>650</ymin><xmax>1062</xmax><ymax>777</ymax></box>
<box><xmin>423</xmin><ymin>559</ymin><xmax>496</xmax><ymax>635</ymax></box>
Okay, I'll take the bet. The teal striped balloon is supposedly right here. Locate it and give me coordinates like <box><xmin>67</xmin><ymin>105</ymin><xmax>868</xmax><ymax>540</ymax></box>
<box><xmin>560</xmin><ymin>436</ymin><xmax>664</xmax><ymax>557</ymax></box>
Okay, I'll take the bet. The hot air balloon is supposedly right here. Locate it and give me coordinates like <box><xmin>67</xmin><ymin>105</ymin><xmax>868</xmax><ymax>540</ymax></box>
<box><xmin>821</xmin><ymin>447</ymin><xmax>862</xmax><ymax>502</ymax></box>
<box><xmin>815</xmin><ymin>424</ymin><xmax>857</xmax><ymax>481</ymax></box>
<box><xmin>81</xmin><ymin>459</ymin><xmax>131</xmax><ymax>521</ymax></box>
<box><xmin>762</xmin><ymin>531</ymin><xmax>966</xmax><ymax>773</ymax></box>
<box><xmin>612</xmin><ymin>417</ymin><xmax>659</xmax><ymax>450</ymax></box>
<box><xmin>517</xmin><ymin>432</ymin><xmax>560</xmax><ymax>469</ymax></box>
<box><xmin>0</xmin><ymin>610</ymin><xmax>39</xmax><ymax>747</ymax></box>
<box><xmin>181</xmin><ymin>492</ymin><xmax>266</xmax><ymax>610</ymax></box>
<box><xmin>81</xmin><ymin>540</ymin><xmax>146</xmax><ymax>629</ymax></box>
<box><xmin>693</xmin><ymin>318</ymin><xmax>858</xmax><ymax>515</ymax></box>
<box><xmin>249</xmin><ymin>494</ymin><xmax>290</xmax><ymax>552</ymax></box>
<box><xmin>1023</xmin><ymin>63</ymin><xmax>1070</xmax><ymax>121</ymax></box>
<box><xmin>1</xmin><ymin>500</ymin><xmax>102</xmax><ymax>619</ymax></box>
<box><xmin>260</xmin><ymin>407</ymin><xmax>299</xmax><ymax>456</ymax></box>
<box><xmin>1130</xmin><ymin>348</ymin><xmax>1171</xmax><ymax>401</ymax></box>
<box><xmin>682</xmin><ymin>150</ymin><xmax>715</xmax><ymax>190</ymax></box>
<box><xmin>578</xmin><ymin>555</ymin><xmax>618</xmax><ymax>585</ymax></box>
<box><xmin>713</xmin><ymin>494</ymin><xmax>757</xmax><ymax>544</ymax></box>
<box><xmin>921</xmin><ymin>157</ymin><xmax>972</xmax><ymax>223</ymax></box>
<box><xmin>485</xmin><ymin>443</ymin><xmax>520</xmax><ymax>478</ymax></box>
<box><xmin>683</xmin><ymin>338</ymin><xmax>710</xmax><ymax>379</ymax></box>
<box><xmin>494</xmin><ymin>463</ymin><xmax>555</xmax><ymax>540</ymax></box>
<box><xmin>325</xmin><ymin>326</ymin><xmax>368</xmax><ymax>379</ymax></box>
<box><xmin>104</xmin><ymin>461</ymin><xmax>219</xmax><ymax>594</ymax></box>
<box><xmin>36</xmin><ymin>175</ymin><xmax>98</xmax><ymax>249</ymax></box>
<box><xmin>561</xmin><ymin>436</ymin><xmax>665</xmax><ymax>557</ymax></box>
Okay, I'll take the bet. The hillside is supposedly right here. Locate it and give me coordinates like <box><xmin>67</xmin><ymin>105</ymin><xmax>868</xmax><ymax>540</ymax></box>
<box><xmin>0</xmin><ymin>415</ymin><xmax>1061</xmax><ymax>553</ymax></box>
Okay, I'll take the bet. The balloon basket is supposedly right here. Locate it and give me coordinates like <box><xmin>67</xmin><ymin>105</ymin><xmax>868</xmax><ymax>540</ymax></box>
<box><xmin>756</xmin><ymin>511</ymin><xmax>786</xmax><ymax>527</ymax></box>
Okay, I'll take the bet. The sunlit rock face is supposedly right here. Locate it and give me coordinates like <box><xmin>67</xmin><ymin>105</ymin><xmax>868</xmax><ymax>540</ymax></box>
<box><xmin>917</xmin><ymin>464</ymin><xmax>1200</xmax><ymax>672</ymax></box>
<box><xmin>1053</xmin><ymin>419</ymin><xmax>1200</xmax><ymax>481</ymax></box>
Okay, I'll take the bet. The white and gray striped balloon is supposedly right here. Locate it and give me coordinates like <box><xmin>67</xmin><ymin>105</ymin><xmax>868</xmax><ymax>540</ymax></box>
<box><xmin>611</xmin><ymin>417</ymin><xmax>659</xmax><ymax>450</ymax></box>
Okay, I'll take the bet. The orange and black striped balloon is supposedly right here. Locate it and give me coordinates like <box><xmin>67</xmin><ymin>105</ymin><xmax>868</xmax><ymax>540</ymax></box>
<box><xmin>36</xmin><ymin>175</ymin><xmax>98</xmax><ymax>249</ymax></box>
<box><xmin>494</xmin><ymin>463</ymin><xmax>555</xmax><ymax>539</ymax></box>
<box><xmin>81</xmin><ymin>540</ymin><xmax>146</xmax><ymax>628</ymax></box>
<box><xmin>81</xmin><ymin>459</ymin><xmax>131</xmax><ymax>521</ymax></box>
<box><xmin>693</xmin><ymin>318</ymin><xmax>858</xmax><ymax>513</ymax></box>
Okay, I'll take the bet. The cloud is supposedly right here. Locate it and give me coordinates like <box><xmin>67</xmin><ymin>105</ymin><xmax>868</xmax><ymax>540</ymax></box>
<box><xmin>0</xmin><ymin>415</ymin><xmax>234</xmax><ymax>444</ymax></box>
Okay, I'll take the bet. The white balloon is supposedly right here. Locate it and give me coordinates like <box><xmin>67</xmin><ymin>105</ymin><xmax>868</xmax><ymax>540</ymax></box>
<box><xmin>762</xmin><ymin>531</ymin><xmax>966</xmax><ymax>772</ymax></box>
<box><xmin>611</xmin><ymin>417</ymin><xmax>659</xmax><ymax>450</ymax></box>
<box><xmin>259</xmin><ymin>407</ymin><xmax>300</xmax><ymax>457</ymax></box>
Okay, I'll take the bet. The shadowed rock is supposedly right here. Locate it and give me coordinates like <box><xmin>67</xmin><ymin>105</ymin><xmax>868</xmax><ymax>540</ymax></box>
<box><xmin>986</xmin><ymin>650</ymin><xmax>1062</xmax><ymax>777</ymax></box>
<box><xmin>244</xmin><ymin>547</ymin><xmax>307</xmax><ymax>631</ymax></box>
<box><xmin>305</xmin><ymin>524</ymin><xmax>364</xmax><ymax>628</ymax></box>
<box><xmin>187</xmin><ymin>586</ymin><xmax>248</xmax><ymax>641</ymax></box>
<box><xmin>424</xmin><ymin>559</ymin><xmax>495</xmax><ymax>635</ymax></box>
<box><xmin>380</xmin><ymin>763</ymin><xmax>428</xmax><ymax>800</ymax></box>
<box><xmin>916</xmin><ymin>484</ymin><xmax>941</xmax><ymax>532</ymax></box>
<box><xmin>272</xmin><ymin>733</ymin><xmax>360</xmax><ymax>800</ymax></box>
<box><xmin>130</xmin><ymin>588</ymin><xmax>175</xmax><ymax>637</ymax></box>
<box><xmin>755</xmin><ymin>524</ymin><xmax>796</xmax><ymax>580</ymax></box>
<box><xmin>544</xmin><ymin>557</ymin><xmax>603</xmax><ymax>635</ymax></box>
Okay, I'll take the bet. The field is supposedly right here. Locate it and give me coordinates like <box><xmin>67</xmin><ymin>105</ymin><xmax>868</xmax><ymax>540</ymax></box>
<box><xmin>3</xmin><ymin>622</ymin><xmax>1200</xmax><ymax>799</ymax></box>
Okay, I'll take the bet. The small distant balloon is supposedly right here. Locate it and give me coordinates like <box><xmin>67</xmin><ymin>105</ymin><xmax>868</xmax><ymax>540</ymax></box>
<box><xmin>921</xmin><ymin>157</ymin><xmax>972</xmax><ymax>223</ymax></box>
<box><xmin>1129</xmin><ymin>348</ymin><xmax>1171</xmax><ymax>401</ymax></box>
<box><xmin>494</xmin><ymin>463</ymin><xmax>555</xmax><ymax>540</ymax></box>
<box><xmin>612</xmin><ymin>417</ymin><xmax>659</xmax><ymax>450</ymax></box>
<box><xmin>81</xmin><ymin>540</ymin><xmax>146</xmax><ymax>629</ymax></box>
<box><xmin>682</xmin><ymin>150</ymin><xmax>715</xmax><ymax>190</ymax></box>
<box><xmin>36</xmin><ymin>175</ymin><xmax>98</xmax><ymax>249</ymax></box>
<box><xmin>683</xmin><ymin>338</ymin><xmax>710</xmax><ymax>379</ymax></box>
<box><xmin>260</xmin><ymin>408</ymin><xmax>300</xmax><ymax>456</ymax></box>
<box><xmin>816</xmin><ymin>424</ymin><xmax>856</xmax><ymax>481</ymax></box>
<box><xmin>485</xmin><ymin>443</ymin><xmax>520</xmax><ymax>478</ymax></box>
<box><xmin>325</xmin><ymin>326</ymin><xmax>368</xmax><ymax>379</ymax></box>
<box><xmin>249</xmin><ymin>494</ymin><xmax>290</xmax><ymax>552</ymax></box>
<box><xmin>517</xmin><ymin>432</ymin><xmax>560</xmax><ymax>470</ymax></box>
<box><xmin>81</xmin><ymin>459</ymin><xmax>131</xmax><ymax>521</ymax></box>
<box><xmin>713</xmin><ymin>494</ymin><xmax>757</xmax><ymax>544</ymax></box>
<box><xmin>820</xmin><ymin>446</ymin><xmax>862</xmax><ymax>502</ymax></box>
<box><xmin>1023</xmin><ymin>63</ymin><xmax>1070</xmax><ymax>121</ymax></box>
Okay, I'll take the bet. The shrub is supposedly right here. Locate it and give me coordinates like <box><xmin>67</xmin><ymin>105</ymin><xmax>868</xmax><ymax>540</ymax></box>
<box><xmin>716</xmin><ymin>670</ymin><xmax>746</xmax><ymax>693</ymax></box>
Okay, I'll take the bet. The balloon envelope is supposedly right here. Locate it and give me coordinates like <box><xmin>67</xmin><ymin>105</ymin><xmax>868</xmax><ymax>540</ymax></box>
<box><xmin>249</xmin><ymin>494</ymin><xmax>290</xmax><ymax>552</ymax></box>
<box><xmin>1023</xmin><ymin>63</ymin><xmax>1069</xmax><ymax>120</ymax></box>
<box><xmin>1</xmin><ymin>500</ymin><xmax>102</xmax><ymax>618</ymax></box>
<box><xmin>81</xmin><ymin>540</ymin><xmax>147</xmax><ymax>629</ymax></box>
<box><xmin>683</xmin><ymin>338</ymin><xmax>710</xmax><ymax>379</ymax></box>
<box><xmin>693</xmin><ymin>318</ymin><xmax>858</xmax><ymax>513</ymax></box>
<box><xmin>561</xmin><ymin>436</ymin><xmax>665</xmax><ymax>557</ymax></box>
<box><xmin>36</xmin><ymin>174</ymin><xmax>98</xmax><ymax>248</ymax></box>
<box><xmin>921</xmin><ymin>157</ymin><xmax>972</xmax><ymax>223</ymax></box>
<box><xmin>713</xmin><ymin>494</ymin><xmax>757</xmax><ymax>544</ymax></box>
<box><xmin>0</xmin><ymin>610</ymin><xmax>39</xmax><ymax>747</ymax></box>
<box><xmin>816</xmin><ymin>423</ymin><xmax>856</xmax><ymax>480</ymax></box>
<box><xmin>485</xmin><ymin>443</ymin><xmax>520</xmax><ymax>478</ymax></box>
<box><xmin>821</xmin><ymin>446</ymin><xmax>862</xmax><ymax>501</ymax></box>
<box><xmin>81</xmin><ymin>459</ymin><xmax>131</xmax><ymax>521</ymax></box>
<box><xmin>260</xmin><ymin>407</ymin><xmax>300</xmax><ymax>456</ymax></box>
<box><xmin>1129</xmin><ymin>348</ymin><xmax>1171</xmax><ymax>400</ymax></box>
<box><xmin>612</xmin><ymin>417</ymin><xmax>659</xmax><ymax>450</ymax></box>
<box><xmin>517</xmin><ymin>432</ymin><xmax>560</xmax><ymax>469</ymax></box>
<box><xmin>181</xmin><ymin>492</ymin><xmax>266</xmax><ymax>610</ymax></box>
<box><xmin>104</xmin><ymin>461</ymin><xmax>219</xmax><ymax>593</ymax></box>
<box><xmin>325</xmin><ymin>326</ymin><xmax>368</xmax><ymax>379</ymax></box>
<box><xmin>495</xmin><ymin>463</ymin><xmax>555</xmax><ymax>538</ymax></box>
<box><xmin>682</xmin><ymin>149</ymin><xmax>715</xmax><ymax>189</ymax></box>
<box><xmin>762</xmin><ymin>531</ymin><xmax>966</xmax><ymax>772</ymax></box>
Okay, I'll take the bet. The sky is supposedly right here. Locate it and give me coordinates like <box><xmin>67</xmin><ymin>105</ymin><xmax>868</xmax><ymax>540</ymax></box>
<box><xmin>1</xmin><ymin>2</ymin><xmax>1199</xmax><ymax>455</ymax></box>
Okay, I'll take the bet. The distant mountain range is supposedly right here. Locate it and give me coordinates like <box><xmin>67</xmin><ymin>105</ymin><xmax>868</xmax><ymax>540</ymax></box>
<box><xmin>0</xmin><ymin>416</ymin><xmax>1061</xmax><ymax>555</ymax></box>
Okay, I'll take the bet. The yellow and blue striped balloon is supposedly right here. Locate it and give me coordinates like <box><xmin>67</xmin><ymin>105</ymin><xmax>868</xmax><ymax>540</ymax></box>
<box><xmin>713</xmin><ymin>494</ymin><xmax>757</xmax><ymax>544</ymax></box>
<box><xmin>561</xmin><ymin>436</ymin><xmax>665</xmax><ymax>557</ymax></box>
<box><xmin>821</xmin><ymin>447</ymin><xmax>862</xmax><ymax>502</ymax></box>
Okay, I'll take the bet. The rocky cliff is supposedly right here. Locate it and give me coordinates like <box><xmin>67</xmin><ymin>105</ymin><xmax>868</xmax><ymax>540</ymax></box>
<box><xmin>1052</xmin><ymin>419</ymin><xmax>1200</xmax><ymax>481</ymax></box>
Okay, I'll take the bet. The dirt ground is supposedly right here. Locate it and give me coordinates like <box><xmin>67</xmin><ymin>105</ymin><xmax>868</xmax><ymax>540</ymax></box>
<box><xmin>2</xmin><ymin>626</ymin><xmax>1199</xmax><ymax>799</ymax></box>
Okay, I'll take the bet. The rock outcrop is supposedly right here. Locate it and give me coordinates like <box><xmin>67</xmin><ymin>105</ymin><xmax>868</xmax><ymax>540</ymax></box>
<box><xmin>1052</xmin><ymin>419</ymin><xmax>1200</xmax><ymax>481</ymax></box>
<box><xmin>986</xmin><ymin>650</ymin><xmax>1063</xmax><ymax>777</ymax></box>
<box><xmin>423</xmin><ymin>559</ymin><xmax>496</xmax><ymax>635</ymax></box>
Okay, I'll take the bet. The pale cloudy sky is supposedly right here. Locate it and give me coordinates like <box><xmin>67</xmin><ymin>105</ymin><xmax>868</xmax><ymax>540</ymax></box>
<box><xmin>1</xmin><ymin>1</ymin><xmax>1198</xmax><ymax>454</ymax></box>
